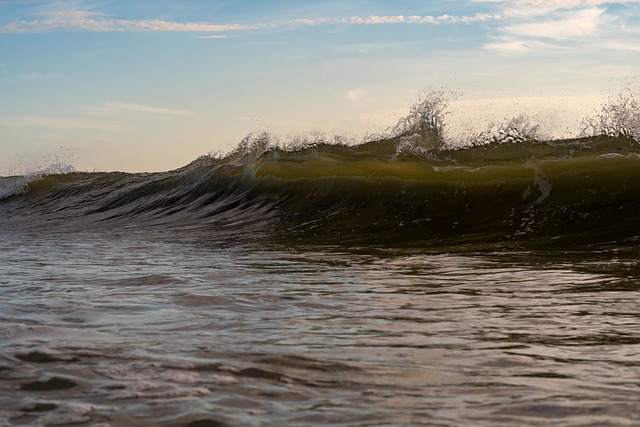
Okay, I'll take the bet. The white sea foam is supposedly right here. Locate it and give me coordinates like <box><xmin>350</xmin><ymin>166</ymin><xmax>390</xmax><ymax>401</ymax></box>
<box><xmin>95</xmin><ymin>361</ymin><xmax>237</xmax><ymax>402</ymax></box>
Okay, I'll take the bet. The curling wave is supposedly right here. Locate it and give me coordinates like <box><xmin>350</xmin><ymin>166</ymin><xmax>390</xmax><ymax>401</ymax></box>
<box><xmin>2</xmin><ymin>90</ymin><xmax>640</xmax><ymax>249</ymax></box>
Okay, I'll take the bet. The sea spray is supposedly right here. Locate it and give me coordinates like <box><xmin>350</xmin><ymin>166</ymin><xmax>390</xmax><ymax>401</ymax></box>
<box><xmin>581</xmin><ymin>87</ymin><xmax>640</xmax><ymax>139</ymax></box>
<box><xmin>387</xmin><ymin>90</ymin><xmax>451</xmax><ymax>155</ymax></box>
<box><xmin>468</xmin><ymin>114</ymin><xmax>546</xmax><ymax>146</ymax></box>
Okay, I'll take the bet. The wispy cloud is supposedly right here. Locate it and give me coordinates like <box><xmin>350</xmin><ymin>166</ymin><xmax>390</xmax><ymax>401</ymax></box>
<box><xmin>0</xmin><ymin>100</ymin><xmax>189</xmax><ymax>130</ymax></box>
<box><xmin>502</xmin><ymin>8</ymin><xmax>605</xmax><ymax>40</ymax></box>
<box><xmin>481</xmin><ymin>0</ymin><xmax>639</xmax><ymax>54</ymax></box>
<box><xmin>86</xmin><ymin>101</ymin><xmax>190</xmax><ymax>117</ymax></box>
<box><xmin>0</xmin><ymin>115</ymin><xmax>115</xmax><ymax>130</ymax></box>
<box><xmin>4</xmin><ymin>3</ymin><xmax>637</xmax><ymax>59</ymax></box>
<box><xmin>484</xmin><ymin>39</ymin><xmax>558</xmax><ymax>54</ymax></box>
<box><xmin>1</xmin><ymin>10</ymin><xmax>261</xmax><ymax>33</ymax></box>
<box><xmin>0</xmin><ymin>9</ymin><xmax>503</xmax><ymax>34</ymax></box>
<box><xmin>287</xmin><ymin>13</ymin><xmax>502</xmax><ymax>26</ymax></box>
<box><xmin>602</xmin><ymin>40</ymin><xmax>640</xmax><ymax>52</ymax></box>
<box><xmin>477</xmin><ymin>0</ymin><xmax>640</xmax><ymax>16</ymax></box>
<box><xmin>0</xmin><ymin>100</ymin><xmax>190</xmax><ymax>133</ymax></box>
<box><xmin>193</xmin><ymin>35</ymin><xmax>228</xmax><ymax>39</ymax></box>
<box><xmin>22</xmin><ymin>72</ymin><xmax>56</xmax><ymax>81</ymax></box>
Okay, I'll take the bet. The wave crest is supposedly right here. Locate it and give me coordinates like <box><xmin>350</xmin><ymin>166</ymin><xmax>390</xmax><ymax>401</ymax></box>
<box><xmin>0</xmin><ymin>162</ymin><xmax>76</xmax><ymax>200</ymax></box>
<box><xmin>581</xmin><ymin>88</ymin><xmax>640</xmax><ymax>139</ymax></box>
<box><xmin>387</xmin><ymin>91</ymin><xmax>450</xmax><ymax>156</ymax></box>
<box><xmin>469</xmin><ymin>114</ymin><xmax>546</xmax><ymax>146</ymax></box>
<box><xmin>216</xmin><ymin>88</ymin><xmax>640</xmax><ymax>166</ymax></box>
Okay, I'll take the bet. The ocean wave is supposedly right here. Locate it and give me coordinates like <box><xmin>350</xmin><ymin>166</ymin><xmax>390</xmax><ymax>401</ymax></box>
<box><xmin>2</xmin><ymin>90</ymin><xmax>640</xmax><ymax>248</ymax></box>
<box><xmin>0</xmin><ymin>162</ymin><xmax>76</xmax><ymax>200</ymax></box>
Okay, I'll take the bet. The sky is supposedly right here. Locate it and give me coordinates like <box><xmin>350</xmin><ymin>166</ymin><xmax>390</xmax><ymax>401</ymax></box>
<box><xmin>0</xmin><ymin>0</ymin><xmax>639</xmax><ymax>174</ymax></box>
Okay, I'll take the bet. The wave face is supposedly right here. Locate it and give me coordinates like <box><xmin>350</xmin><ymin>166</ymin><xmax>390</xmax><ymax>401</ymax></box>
<box><xmin>2</xmin><ymin>92</ymin><xmax>640</xmax><ymax>249</ymax></box>
<box><xmin>2</xmin><ymin>134</ymin><xmax>640</xmax><ymax>248</ymax></box>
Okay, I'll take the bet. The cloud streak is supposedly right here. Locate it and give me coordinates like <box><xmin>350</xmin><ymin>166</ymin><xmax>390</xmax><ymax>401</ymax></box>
<box><xmin>0</xmin><ymin>100</ymin><xmax>190</xmax><ymax>132</ymax></box>
<box><xmin>1</xmin><ymin>10</ymin><xmax>262</xmax><ymax>33</ymax></box>
<box><xmin>287</xmin><ymin>13</ymin><xmax>502</xmax><ymax>26</ymax></box>
<box><xmin>603</xmin><ymin>40</ymin><xmax>640</xmax><ymax>52</ymax></box>
<box><xmin>0</xmin><ymin>10</ymin><xmax>503</xmax><ymax>33</ymax></box>
<box><xmin>86</xmin><ymin>101</ymin><xmax>191</xmax><ymax>117</ymax></box>
<box><xmin>0</xmin><ymin>115</ymin><xmax>116</xmax><ymax>130</ymax></box>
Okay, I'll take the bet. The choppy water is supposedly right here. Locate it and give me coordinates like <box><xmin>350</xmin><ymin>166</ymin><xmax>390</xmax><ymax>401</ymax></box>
<box><xmin>2</xmin><ymin>91</ymin><xmax>640</xmax><ymax>426</ymax></box>
<box><xmin>1</xmin><ymin>230</ymin><xmax>640</xmax><ymax>426</ymax></box>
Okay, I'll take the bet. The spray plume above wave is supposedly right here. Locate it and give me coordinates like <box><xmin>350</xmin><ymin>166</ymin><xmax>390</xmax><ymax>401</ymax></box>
<box><xmin>1</xmin><ymin>89</ymin><xmax>640</xmax><ymax>248</ymax></box>
<box><xmin>210</xmin><ymin>88</ymin><xmax>640</xmax><ymax>163</ymax></box>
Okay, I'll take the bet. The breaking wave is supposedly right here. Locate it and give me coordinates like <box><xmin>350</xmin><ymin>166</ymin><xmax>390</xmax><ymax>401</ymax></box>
<box><xmin>2</xmin><ymin>90</ymin><xmax>640</xmax><ymax>249</ymax></box>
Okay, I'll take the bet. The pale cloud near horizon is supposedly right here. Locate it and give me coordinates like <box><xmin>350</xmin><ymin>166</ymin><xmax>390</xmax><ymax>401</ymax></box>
<box><xmin>0</xmin><ymin>115</ymin><xmax>116</xmax><ymax>131</ymax></box>
<box><xmin>86</xmin><ymin>101</ymin><xmax>191</xmax><ymax>117</ymax></box>
<box><xmin>0</xmin><ymin>101</ymin><xmax>189</xmax><ymax>131</ymax></box>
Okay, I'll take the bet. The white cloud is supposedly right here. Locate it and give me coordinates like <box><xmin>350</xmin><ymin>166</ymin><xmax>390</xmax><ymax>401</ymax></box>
<box><xmin>288</xmin><ymin>13</ymin><xmax>502</xmax><ymax>26</ymax></box>
<box><xmin>479</xmin><ymin>0</ymin><xmax>640</xmax><ymax>54</ymax></box>
<box><xmin>502</xmin><ymin>8</ymin><xmax>604</xmax><ymax>40</ymax></box>
<box><xmin>484</xmin><ymin>39</ymin><xmax>556</xmax><ymax>54</ymax></box>
<box><xmin>87</xmin><ymin>101</ymin><xmax>190</xmax><ymax>117</ymax></box>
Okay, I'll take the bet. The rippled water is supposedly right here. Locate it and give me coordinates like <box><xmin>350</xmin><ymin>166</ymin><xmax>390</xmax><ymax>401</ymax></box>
<box><xmin>1</xmin><ymin>230</ymin><xmax>639</xmax><ymax>426</ymax></box>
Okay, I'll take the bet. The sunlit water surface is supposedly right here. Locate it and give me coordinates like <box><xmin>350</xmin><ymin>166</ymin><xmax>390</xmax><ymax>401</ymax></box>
<box><xmin>1</xmin><ymin>230</ymin><xmax>639</xmax><ymax>426</ymax></box>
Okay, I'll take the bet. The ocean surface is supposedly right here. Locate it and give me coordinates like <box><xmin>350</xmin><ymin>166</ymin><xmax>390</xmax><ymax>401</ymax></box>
<box><xmin>1</xmin><ymin>92</ymin><xmax>640</xmax><ymax>426</ymax></box>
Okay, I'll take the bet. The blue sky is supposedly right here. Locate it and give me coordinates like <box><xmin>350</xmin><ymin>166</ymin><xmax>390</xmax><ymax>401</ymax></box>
<box><xmin>1</xmin><ymin>0</ymin><xmax>639</xmax><ymax>174</ymax></box>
